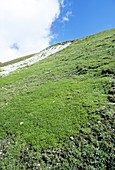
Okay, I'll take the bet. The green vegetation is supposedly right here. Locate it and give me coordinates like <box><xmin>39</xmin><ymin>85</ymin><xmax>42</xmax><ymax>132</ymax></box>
<box><xmin>0</xmin><ymin>29</ymin><xmax>115</xmax><ymax>169</ymax></box>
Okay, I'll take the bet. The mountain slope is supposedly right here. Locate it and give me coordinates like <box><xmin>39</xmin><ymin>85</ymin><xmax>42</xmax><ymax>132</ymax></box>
<box><xmin>0</xmin><ymin>42</ymin><xmax>71</xmax><ymax>76</ymax></box>
<box><xmin>0</xmin><ymin>29</ymin><xmax>115</xmax><ymax>169</ymax></box>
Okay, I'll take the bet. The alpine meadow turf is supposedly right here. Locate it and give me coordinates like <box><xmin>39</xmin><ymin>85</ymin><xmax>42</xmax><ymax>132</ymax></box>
<box><xmin>0</xmin><ymin>29</ymin><xmax>115</xmax><ymax>169</ymax></box>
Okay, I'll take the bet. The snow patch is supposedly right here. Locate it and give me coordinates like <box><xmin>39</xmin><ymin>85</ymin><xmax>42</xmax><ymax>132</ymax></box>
<box><xmin>0</xmin><ymin>42</ymin><xmax>71</xmax><ymax>76</ymax></box>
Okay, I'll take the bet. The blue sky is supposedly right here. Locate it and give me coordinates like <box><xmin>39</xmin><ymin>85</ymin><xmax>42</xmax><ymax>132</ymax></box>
<box><xmin>51</xmin><ymin>0</ymin><xmax>115</xmax><ymax>44</ymax></box>
<box><xmin>0</xmin><ymin>0</ymin><xmax>115</xmax><ymax>62</ymax></box>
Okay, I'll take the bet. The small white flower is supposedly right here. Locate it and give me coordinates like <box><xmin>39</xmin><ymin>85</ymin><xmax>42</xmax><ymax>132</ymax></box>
<box><xmin>20</xmin><ymin>122</ymin><xmax>24</xmax><ymax>125</ymax></box>
<box><xmin>70</xmin><ymin>136</ymin><xmax>74</xmax><ymax>140</ymax></box>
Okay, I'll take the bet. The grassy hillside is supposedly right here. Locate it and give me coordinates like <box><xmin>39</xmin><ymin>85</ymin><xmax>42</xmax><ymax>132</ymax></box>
<box><xmin>0</xmin><ymin>29</ymin><xmax>115</xmax><ymax>169</ymax></box>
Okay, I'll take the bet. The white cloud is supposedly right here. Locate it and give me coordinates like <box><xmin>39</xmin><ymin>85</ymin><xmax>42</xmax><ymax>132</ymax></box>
<box><xmin>62</xmin><ymin>11</ymin><xmax>72</xmax><ymax>22</ymax></box>
<box><xmin>60</xmin><ymin>0</ymin><xmax>65</xmax><ymax>7</ymax></box>
<box><xmin>0</xmin><ymin>0</ymin><xmax>63</xmax><ymax>62</ymax></box>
